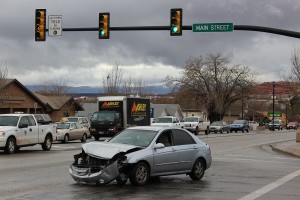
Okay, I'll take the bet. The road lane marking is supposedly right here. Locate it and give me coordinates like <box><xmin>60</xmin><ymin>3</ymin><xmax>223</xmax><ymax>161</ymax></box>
<box><xmin>214</xmin><ymin>157</ymin><xmax>300</xmax><ymax>165</ymax></box>
<box><xmin>52</xmin><ymin>145</ymin><xmax>76</xmax><ymax>149</ymax></box>
<box><xmin>238</xmin><ymin>169</ymin><xmax>300</xmax><ymax>200</ymax></box>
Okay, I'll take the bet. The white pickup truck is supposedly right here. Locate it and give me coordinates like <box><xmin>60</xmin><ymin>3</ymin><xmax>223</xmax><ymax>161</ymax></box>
<box><xmin>183</xmin><ymin>116</ymin><xmax>210</xmax><ymax>135</ymax></box>
<box><xmin>0</xmin><ymin>114</ymin><xmax>57</xmax><ymax>154</ymax></box>
<box><xmin>151</xmin><ymin>116</ymin><xmax>184</xmax><ymax>128</ymax></box>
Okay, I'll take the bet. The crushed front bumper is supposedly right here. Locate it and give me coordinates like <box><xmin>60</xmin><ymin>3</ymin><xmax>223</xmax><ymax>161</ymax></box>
<box><xmin>69</xmin><ymin>161</ymin><xmax>120</xmax><ymax>185</ymax></box>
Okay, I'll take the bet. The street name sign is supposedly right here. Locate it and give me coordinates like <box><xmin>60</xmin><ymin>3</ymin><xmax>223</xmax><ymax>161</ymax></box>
<box><xmin>193</xmin><ymin>23</ymin><xmax>234</xmax><ymax>32</ymax></box>
<box><xmin>48</xmin><ymin>15</ymin><xmax>62</xmax><ymax>36</ymax></box>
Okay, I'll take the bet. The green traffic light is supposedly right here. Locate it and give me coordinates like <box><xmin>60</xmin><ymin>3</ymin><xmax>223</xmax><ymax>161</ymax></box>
<box><xmin>100</xmin><ymin>30</ymin><xmax>105</xmax><ymax>36</ymax></box>
<box><xmin>172</xmin><ymin>26</ymin><xmax>178</xmax><ymax>33</ymax></box>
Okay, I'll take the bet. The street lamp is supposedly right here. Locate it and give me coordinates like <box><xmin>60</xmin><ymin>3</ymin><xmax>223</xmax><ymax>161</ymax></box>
<box><xmin>272</xmin><ymin>81</ymin><xmax>275</xmax><ymax>131</ymax></box>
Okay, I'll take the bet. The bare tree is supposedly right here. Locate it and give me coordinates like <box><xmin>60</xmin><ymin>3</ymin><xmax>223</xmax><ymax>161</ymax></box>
<box><xmin>164</xmin><ymin>53</ymin><xmax>256</xmax><ymax>122</ymax></box>
<box><xmin>102</xmin><ymin>61</ymin><xmax>123</xmax><ymax>95</ymax></box>
<box><xmin>122</xmin><ymin>76</ymin><xmax>152</xmax><ymax>96</ymax></box>
<box><xmin>36</xmin><ymin>77</ymin><xmax>69</xmax><ymax>95</ymax></box>
<box><xmin>0</xmin><ymin>61</ymin><xmax>9</xmax><ymax>106</ymax></box>
<box><xmin>0</xmin><ymin>60</ymin><xmax>8</xmax><ymax>89</ymax></box>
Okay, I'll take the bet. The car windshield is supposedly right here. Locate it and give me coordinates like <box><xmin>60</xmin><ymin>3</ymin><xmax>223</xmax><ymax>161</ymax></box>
<box><xmin>155</xmin><ymin>118</ymin><xmax>172</xmax><ymax>123</ymax></box>
<box><xmin>269</xmin><ymin>120</ymin><xmax>281</xmax><ymax>124</ymax></box>
<box><xmin>233</xmin><ymin>120</ymin><xmax>245</xmax><ymax>124</ymax></box>
<box><xmin>211</xmin><ymin>121</ymin><xmax>222</xmax><ymax>126</ymax></box>
<box><xmin>91</xmin><ymin>112</ymin><xmax>115</xmax><ymax>122</ymax></box>
<box><xmin>56</xmin><ymin>123</ymin><xmax>70</xmax><ymax>129</ymax></box>
<box><xmin>0</xmin><ymin>116</ymin><xmax>19</xmax><ymax>126</ymax></box>
<box><xmin>184</xmin><ymin>117</ymin><xmax>198</xmax><ymax>122</ymax></box>
<box><xmin>67</xmin><ymin>117</ymin><xmax>78</xmax><ymax>122</ymax></box>
<box><xmin>109</xmin><ymin>129</ymin><xmax>158</xmax><ymax>147</ymax></box>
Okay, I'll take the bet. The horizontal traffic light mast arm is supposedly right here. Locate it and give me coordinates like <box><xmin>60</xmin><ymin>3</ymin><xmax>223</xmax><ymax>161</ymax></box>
<box><xmin>46</xmin><ymin>25</ymin><xmax>300</xmax><ymax>38</ymax></box>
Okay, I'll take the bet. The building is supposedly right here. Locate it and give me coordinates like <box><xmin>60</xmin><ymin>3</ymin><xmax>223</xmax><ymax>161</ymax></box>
<box><xmin>0</xmin><ymin>79</ymin><xmax>84</xmax><ymax>122</ymax></box>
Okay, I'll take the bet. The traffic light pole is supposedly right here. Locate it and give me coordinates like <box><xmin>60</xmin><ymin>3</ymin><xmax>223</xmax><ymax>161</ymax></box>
<box><xmin>49</xmin><ymin>25</ymin><xmax>300</xmax><ymax>39</ymax></box>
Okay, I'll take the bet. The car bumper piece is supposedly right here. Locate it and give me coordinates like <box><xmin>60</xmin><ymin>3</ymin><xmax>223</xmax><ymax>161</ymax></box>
<box><xmin>69</xmin><ymin>160</ymin><xmax>119</xmax><ymax>185</ymax></box>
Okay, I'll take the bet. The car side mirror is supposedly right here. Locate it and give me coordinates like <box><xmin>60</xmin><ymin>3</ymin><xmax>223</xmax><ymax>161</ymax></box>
<box><xmin>154</xmin><ymin>143</ymin><xmax>165</xmax><ymax>149</ymax></box>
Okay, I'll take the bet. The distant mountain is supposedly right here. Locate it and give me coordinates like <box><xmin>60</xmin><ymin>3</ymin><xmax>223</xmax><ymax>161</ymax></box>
<box><xmin>25</xmin><ymin>85</ymin><xmax>172</xmax><ymax>96</ymax></box>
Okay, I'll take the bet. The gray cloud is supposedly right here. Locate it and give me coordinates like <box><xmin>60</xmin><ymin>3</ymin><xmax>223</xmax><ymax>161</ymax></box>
<box><xmin>1</xmin><ymin>0</ymin><xmax>300</xmax><ymax>86</ymax></box>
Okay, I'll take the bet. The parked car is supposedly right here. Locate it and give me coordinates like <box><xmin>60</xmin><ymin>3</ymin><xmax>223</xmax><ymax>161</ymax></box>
<box><xmin>230</xmin><ymin>120</ymin><xmax>250</xmax><ymax>133</ymax></box>
<box><xmin>209</xmin><ymin>121</ymin><xmax>230</xmax><ymax>133</ymax></box>
<box><xmin>286</xmin><ymin>122</ymin><xmax>299</xmax><ymax>130</ymax></box>
<box><xmin>56</xmin><ymin>122</ymin><xmax>90</xmax><ymax>143</ymax></box>
<box><xmin>268</xmin><ymin>119</ymin><xmax>283</xmax><ymax>130</ymax></box>
<box><xmin>67</xmin><ymin>117</ymin><xmax>91</xmax><ymax>131</ymax></box>
<box><xmin>69</xmin><ymin>126</ymin><xmax>212</xmax><ymax>186</ymax></box>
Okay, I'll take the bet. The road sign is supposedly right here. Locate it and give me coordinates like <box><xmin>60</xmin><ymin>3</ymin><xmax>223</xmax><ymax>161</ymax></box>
<box><xmin>48</xmin><ymin>15</ymin><xmax>62</xmax><ymax>36</ymax></box>
<box><xmin>193</xmin><ymin>23</ymin><xmax>233</xmax><ymax>32</ymax></box>
<box><xmin>267</xmin><ymin>111</ymin><xmax>282</xmax><ymax>117</ymax></box>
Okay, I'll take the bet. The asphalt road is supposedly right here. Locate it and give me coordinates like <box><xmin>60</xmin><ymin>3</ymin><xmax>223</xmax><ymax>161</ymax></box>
<box><xmin>0</xmin><ymin>129</ymin><xmax>300</xmax><ymax>200</ymax></box>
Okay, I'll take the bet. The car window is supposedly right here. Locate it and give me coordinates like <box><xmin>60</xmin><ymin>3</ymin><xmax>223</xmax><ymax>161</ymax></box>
<box><xmin>82</xmin><ymin>118</ymin><xmax>88</xmax><ymax>123</ymax></box>
<box><xmin>19</xmin><ymin>116</ymin><xmax>29</xmax><ymax>127</ymax></box>
<box><xmin>109</xmin><ymin>129</ymin><xmax>157</xmax><ymax>147</ymax></box>
<box><xmin>157</xmin><ymin>130</ymin><xmax>173</xmax><ymax>147</ymax></box>
<box><xmin>172</xmin><ymin>129</ymin><xmax>196</xmax><ymax>145</ymax></box>
<box><xmin>28</xmin><ymin>116</ymin><xmax>37</xmax><ymax>126</ymax></box>
<box><xmin>76</xmin><ymin>123</ymin><xmax>82</xmax><ymax>129</ymax></box>
<box><xmin>70</xmin><ymin>123</ymin><xmax>76</xmax><ymax>129</ymax></box>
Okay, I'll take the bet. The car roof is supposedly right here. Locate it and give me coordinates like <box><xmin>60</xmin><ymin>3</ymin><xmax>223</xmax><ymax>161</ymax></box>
<box><xmin>127</xmin><ymin>125</ymin><xmax>181</xmax><ymax>131</ymax></box>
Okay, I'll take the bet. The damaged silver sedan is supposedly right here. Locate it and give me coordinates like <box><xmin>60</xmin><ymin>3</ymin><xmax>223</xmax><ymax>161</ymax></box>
<box><xmin>69</xmin><ymin>126</ymin><xmax>212</xmax><ymax>186</ymax></box>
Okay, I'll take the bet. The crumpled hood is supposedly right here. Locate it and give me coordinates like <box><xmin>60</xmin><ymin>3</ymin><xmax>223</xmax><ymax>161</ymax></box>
<box><xmin>82</xmin><ymin>142</ymin><xmax>138</xmax><ymax>159</ymax></box>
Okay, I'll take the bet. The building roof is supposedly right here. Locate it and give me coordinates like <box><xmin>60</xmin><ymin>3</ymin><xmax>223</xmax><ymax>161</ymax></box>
<box><xmin>1</xmin><ymin>79</ymin><xmax>49</xmax><ymax>109</ymax></box>
<box><xmin>35</xmin><ymin>93</ymin><xmax>84</xmax><ymax>111</ymax></box>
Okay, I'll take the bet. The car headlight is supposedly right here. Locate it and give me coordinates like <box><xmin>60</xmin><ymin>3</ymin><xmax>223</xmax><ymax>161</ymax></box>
<box><xmin>90</xmin><ymin>128</ymin><xmax>96</xmax><ymax>131</ymax></box>
<box><xmin>0</xmin><ymin>131</ymin><xmax>5</xmax><ymax>136</ymax></box>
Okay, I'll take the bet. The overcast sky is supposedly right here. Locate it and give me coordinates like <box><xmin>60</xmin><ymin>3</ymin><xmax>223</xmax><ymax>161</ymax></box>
<box><xmin>1</xmin><ymin>0</ymin><xmax>300</xmax><ymax>88</ymax></box>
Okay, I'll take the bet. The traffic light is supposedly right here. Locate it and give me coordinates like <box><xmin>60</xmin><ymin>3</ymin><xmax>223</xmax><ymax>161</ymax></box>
<box><xmin>99</xmin><ymin>13</ymin><xmax>110</xmax><ymax>39</ymax></box>
<box><xmin>35</xmin><ymin>9</ymin><xmax>46</xmax><ymax>41</ymax></box>
<box><xmin>170</xmin><ymin>8</ymin><xmax>182</xmax><ymax>36</ymax></box>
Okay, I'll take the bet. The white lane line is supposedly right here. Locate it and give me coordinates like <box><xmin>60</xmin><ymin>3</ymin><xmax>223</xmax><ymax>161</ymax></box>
<box><xmin>214</xmin><ymin>157</ymin><xmax>300</xmax><ymax>165</ymax></box>
<box><xmin>238</xmin><ymin>169</ymin><xmax>300</xmax><ymax>200</ymax></box>
<box><xmin>52</xmin><ymin>145</ymin><xmax>75</xmax><ymax>149</ymax></box>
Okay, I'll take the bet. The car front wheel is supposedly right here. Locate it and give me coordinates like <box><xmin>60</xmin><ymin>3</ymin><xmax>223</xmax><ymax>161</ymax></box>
<box><xmin>4</xmin><ymin>137</ymin><xmax>16</xmax><ymax>154</ymax></box>
<box><xmin>189</xmin><ymin>158</ymin><xmax>205</xmax><ymax>180</ymax></box>
<box><xmin>129</xmin><ymin>162</ymin><xmax>150</xmax><ymax>186</ymax></box>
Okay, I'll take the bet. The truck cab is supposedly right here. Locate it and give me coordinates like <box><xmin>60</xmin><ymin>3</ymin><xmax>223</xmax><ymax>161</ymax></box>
<box><xmin>90</xmin><ymin>111</ymin><xmax>122</xmax><ymax>140</ymax></box>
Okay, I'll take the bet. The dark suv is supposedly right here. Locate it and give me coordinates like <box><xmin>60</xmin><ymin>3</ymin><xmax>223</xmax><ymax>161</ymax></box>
<box><xmin>230</xmin><ymin>120</ymin><xmax>250</xmax><ymax>133</ymax></box>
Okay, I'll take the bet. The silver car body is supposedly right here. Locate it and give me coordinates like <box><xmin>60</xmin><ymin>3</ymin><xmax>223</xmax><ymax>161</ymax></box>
<box><xmin>69</xmin><ymin>126</ymin><xmax>212</xmax><ymax>185</ymax></box>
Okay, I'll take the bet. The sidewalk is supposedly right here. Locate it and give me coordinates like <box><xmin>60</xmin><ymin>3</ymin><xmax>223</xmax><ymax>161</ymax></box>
<box><xmin>271</xmin><ymin>140</ymin><xmax>300</xmax><ymax>158</ymax></box>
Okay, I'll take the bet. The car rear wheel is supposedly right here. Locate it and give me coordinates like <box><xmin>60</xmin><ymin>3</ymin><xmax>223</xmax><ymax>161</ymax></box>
<box><xmin>81</xmin><ymin>133</ymin><xmax>87</xmax><ymax>142</ymax></box>
<box><xmin>189</xmin><ymin>158</ymin><xmax>205</xmax><ymax>180</ymax></box>
<box><xmin>129</xmin><ymin>162</ymin><xmax>150</xmax><ymax>186</ymax></box>
<box><xmin>195</xmin><ymin>127</ymin><xmax>199</xmax><ymax>135</ymax></box>
<box><xmin>42</xmin><ymin>135</ymin><xmax>52</xmax><ymax>151</ymax></box>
